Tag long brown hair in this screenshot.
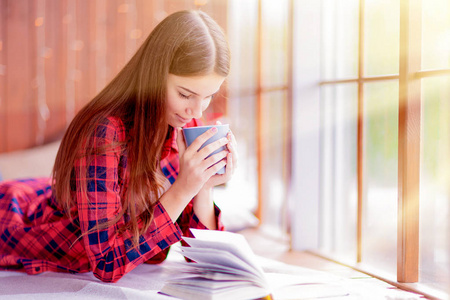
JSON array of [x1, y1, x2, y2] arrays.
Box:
[[52, 10, 230, 246]]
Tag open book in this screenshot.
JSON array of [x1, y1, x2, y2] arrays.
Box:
[[159, 229, 272, 299], [159, 229, 349, 300]]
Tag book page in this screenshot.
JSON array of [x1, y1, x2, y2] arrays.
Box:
[[185, 229, 264, 275], [175, 246, 266, 285], [169, 260, 263, 282], [182, 238, 263, 276]]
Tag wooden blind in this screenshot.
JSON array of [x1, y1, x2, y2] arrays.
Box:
[[0, 0, 228, 153]]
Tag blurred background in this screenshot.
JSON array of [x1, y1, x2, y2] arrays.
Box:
[[0, 0, 448, 298]]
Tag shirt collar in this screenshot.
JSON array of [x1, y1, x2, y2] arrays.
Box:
[[161, 119, 201, 160], [161, 126, 178, 159]]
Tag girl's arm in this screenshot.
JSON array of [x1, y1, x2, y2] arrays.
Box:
[[192, 187, 216, 229], [159, 125, 237, 233], [191, 128, 237, 230], [159, 126, 228, 223]]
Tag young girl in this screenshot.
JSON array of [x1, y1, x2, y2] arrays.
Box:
[[0, 10, 237, 283]]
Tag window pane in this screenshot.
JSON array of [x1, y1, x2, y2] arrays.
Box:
[[225, 0, 259, 226], [422, 0, 450, 70], [228, 0, 258, 95], [319, 84, 358, 261], [261, 0, 288, 87], [362, 81, 398, 275], [261, 91, 288, 230], [321, 0, 359, 80], [364, 0, 400, 76], [226, 94, 259, 215], [420, 76, 450, 293]]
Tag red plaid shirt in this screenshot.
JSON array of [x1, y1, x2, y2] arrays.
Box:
[[0, 116, 224, 282]]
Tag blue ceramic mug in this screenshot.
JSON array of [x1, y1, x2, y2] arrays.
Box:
[[182, 124, 229, 175]]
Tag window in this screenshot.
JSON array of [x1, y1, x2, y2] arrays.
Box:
[[290, 0, 450, 298]]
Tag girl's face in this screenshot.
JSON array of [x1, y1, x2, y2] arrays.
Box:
[[166, 73, 226, 127]]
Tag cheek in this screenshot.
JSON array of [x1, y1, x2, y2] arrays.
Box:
[[166, 93, 178, 112], [202, 99, 211, 111]]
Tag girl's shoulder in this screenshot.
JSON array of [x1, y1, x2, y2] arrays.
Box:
[[94, 116, 127, 143]]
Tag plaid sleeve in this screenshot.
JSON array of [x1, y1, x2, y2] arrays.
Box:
[[75, 117, 182, 283], [176, 201, 225, 239]]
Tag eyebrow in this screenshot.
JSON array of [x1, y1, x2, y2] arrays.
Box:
[[178, 86, 217, 97], [178, 86, 199, 96]]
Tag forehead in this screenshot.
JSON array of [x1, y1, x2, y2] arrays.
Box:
[[167, 73, 226, 95]]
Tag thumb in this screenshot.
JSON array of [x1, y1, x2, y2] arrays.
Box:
[[175, 127, 186, 156]]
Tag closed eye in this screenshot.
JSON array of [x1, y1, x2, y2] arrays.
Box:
[[178, 92, 190, 99]]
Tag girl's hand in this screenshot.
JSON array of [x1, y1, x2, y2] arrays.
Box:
[[202, 128, 238, 190], [174, 126, 230, 200]]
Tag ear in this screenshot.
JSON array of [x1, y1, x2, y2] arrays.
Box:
[[176, 127, 187, 156]]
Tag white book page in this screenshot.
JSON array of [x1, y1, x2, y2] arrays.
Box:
[[173, 261, 260, 279], [181, 238, 263, 277], [168, 260, 263, 283], [175, 246, 266, 285], [185, 229, 264, 275], [167, 276, 259, 290], [160, 281, 269, 300]]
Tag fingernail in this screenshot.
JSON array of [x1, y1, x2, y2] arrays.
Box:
[[211, 127, 218, 133]]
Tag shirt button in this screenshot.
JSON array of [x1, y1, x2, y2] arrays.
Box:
[[35, 267, 40, 272]]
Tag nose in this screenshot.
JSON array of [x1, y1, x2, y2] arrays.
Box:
[[186, 100, 203, 119]]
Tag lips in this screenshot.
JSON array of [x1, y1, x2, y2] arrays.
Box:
[[176, 114, 191, 124]]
